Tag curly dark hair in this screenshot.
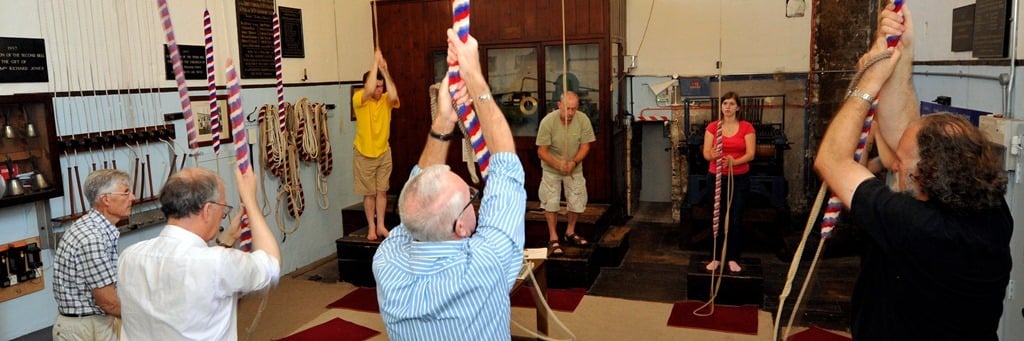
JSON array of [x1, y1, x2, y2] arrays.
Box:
[[912, 113, 1006, 214]]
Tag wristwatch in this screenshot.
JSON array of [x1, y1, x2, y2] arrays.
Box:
[[429, 130, 453, 141]]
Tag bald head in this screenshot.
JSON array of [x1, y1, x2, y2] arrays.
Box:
[[160, 168, 223, 219]]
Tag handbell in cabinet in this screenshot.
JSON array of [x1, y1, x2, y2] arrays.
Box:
[[29, 154, 49, 190], [4, 155, 24, 196]]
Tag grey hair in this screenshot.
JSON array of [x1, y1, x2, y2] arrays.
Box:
[[83, 169, 131, 205], [398, 165, 465, 241], [159, 168, 221, 219]]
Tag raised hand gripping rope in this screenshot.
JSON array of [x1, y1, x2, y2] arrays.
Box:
[[226, 59, 254, 252], [775, 1, 903, 339], [448, 0, 491, 180]]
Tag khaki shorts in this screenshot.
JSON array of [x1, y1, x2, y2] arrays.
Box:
[[53, 314, 119, 341], [353, 147, 392, 196], [538, 170, 587, 213]]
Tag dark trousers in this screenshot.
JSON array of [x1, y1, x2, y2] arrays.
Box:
[[702, 172, 750, 261]]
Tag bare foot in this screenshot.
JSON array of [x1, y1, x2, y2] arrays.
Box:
[[728, 260, 742, 273], [378, 227, 390, 238], [705, 260, 720, 271], [367, 224, 378, 241]]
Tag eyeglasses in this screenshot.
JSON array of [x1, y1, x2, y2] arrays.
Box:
[[104, 191, 133, 198], [206, 201, 233, 219], [450, 187, 480, 234]]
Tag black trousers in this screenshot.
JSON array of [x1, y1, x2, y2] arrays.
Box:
[[702, 172, 750, 261]]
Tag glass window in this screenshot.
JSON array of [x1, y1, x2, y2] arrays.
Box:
[[485, 47, 540, 136], [545, 44, 600, 136]]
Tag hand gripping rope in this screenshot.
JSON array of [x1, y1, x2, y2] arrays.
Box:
[[226, 59, 255, 252], [448, 0, 491, 180], [774, 1, 903, 339]]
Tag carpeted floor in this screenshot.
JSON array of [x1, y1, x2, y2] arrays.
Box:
[[236, 201, 856, 340]]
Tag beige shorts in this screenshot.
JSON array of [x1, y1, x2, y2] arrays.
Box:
[[53, 314, 119, 341], [539, 170, 587, 213], [353, 147, 392, 196]]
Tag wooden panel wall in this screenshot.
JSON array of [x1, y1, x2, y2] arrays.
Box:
[[376, 0, 620, 203]]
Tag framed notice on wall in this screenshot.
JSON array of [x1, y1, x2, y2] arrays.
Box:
[[972, 0, 1010, 58], [950, 5, 974, 52], [279, 7, 305, 58], [0, 37, 48, 83], [235, 0, 276, 78], [164, 44, 206, 80]]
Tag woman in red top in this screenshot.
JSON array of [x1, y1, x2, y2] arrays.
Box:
[[701, 91, 756, 273]]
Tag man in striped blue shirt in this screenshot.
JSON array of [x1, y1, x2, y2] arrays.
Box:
[[372, 29, 525, 340]]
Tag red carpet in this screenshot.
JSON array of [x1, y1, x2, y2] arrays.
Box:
[[510, 287, 586, 312], [666, 300, 759, 335], [273, 317, 379, 341], [326, 287, 379, 313], [786, 325, 851, 341]]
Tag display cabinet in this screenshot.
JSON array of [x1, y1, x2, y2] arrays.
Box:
[[0, 94, 62, 209]]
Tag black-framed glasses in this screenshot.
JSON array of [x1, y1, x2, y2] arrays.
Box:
[[206, 201, 233, 219], [451, 187, 480, 233]]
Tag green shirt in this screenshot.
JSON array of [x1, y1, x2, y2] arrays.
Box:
[[536, 110, 595, 174]]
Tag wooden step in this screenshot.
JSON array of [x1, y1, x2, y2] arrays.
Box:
[[546, 246, 598, 289], [524, 202, 610, 249], [593, 225, 630, 268], [686, 256, 765, 307], [336, 227, 381, 287]]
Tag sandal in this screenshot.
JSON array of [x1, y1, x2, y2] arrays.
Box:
[[547, 240, 564, 256], [564, 233, 588, 246]]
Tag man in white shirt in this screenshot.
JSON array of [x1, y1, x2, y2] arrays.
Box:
[[117, 166, 280, 340]]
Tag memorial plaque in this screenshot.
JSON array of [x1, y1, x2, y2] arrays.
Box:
[[972, 0, 1009, 58], [0, 37, 48, 83], [280, 7, 305, 58], [950, 5, 974, 52], [163, 44, 206, 80], [236, 0, 276, 78]]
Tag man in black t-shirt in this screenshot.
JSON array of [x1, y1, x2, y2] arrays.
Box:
[[814, 4, 1012, 340]]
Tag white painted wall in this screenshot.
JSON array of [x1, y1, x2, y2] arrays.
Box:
[[625, 0, 811, 78], [0, 0, 372, 339]]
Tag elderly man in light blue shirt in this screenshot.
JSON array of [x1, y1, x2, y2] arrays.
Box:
[[372, 29, 525, 340]]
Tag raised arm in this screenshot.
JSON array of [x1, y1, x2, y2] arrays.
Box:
[[361, 50, 381, 103], [378, 52, 401, 108], [815, 32, 903, 208], [419, 77, 459, 168], [873, 4, 917, 169], [446, 29, 514, 153], [235, 165, 280, 264]]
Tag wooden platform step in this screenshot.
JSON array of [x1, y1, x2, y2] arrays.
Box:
[[686, 256, 765, 307], [524, 202, 611, 250], [336, 227, 381, 287]]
